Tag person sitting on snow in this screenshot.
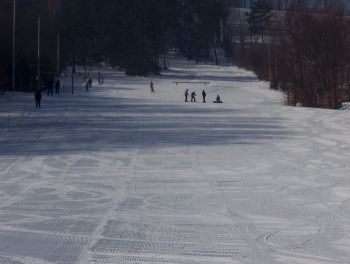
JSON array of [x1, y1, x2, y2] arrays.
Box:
[[214, 94, 222, 103]]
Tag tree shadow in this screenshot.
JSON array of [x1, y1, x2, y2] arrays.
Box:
[[1, 94, 294, 156]]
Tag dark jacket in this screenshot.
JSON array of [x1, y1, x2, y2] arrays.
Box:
[[35, 90, 42, 101], [55, 80, 60, 89]]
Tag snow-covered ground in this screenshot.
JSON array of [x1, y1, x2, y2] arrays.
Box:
[[1, 57, 350, 264]]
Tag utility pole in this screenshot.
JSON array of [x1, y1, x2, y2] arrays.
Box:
[[72, 47, 75, 94], [57, 33, 60, 76], [269, 44, 272, 84], [12, 0, 16, 100], [37, 16, 41, 91]]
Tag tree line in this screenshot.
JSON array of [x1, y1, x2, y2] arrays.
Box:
[[237, 0, 350, 109], [0, 0, 234, 93]]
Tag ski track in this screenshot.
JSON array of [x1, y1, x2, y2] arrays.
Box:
[[1, 57, 350, 263]]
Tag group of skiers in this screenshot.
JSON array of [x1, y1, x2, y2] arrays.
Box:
[[35, 79, 62, 109], [149, 81, 222, 104], [34, 71, 103, 108], [184, 89, 222, 104], [36, 77, 222, 109], [47, 79, 61, 96]]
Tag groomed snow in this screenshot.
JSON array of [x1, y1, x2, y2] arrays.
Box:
[[1, 57, 350, 264]]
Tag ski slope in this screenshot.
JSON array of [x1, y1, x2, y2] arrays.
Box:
[[1, 57, 350, 264]]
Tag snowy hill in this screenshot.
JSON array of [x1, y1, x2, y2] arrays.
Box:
[[1, 57, 350, 264]]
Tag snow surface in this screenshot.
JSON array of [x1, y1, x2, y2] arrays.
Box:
[[1, 57, 350, 264]]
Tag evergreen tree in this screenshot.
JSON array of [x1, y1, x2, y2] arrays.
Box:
[[246, 0, 272, 43]]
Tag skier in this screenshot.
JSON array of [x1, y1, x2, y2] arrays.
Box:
[[98, 72, 103, 85], [88, 78, 93, 89], [85, 78, 92, 92], [35, 90, 42, 108], [85, 81, 89, 92], [47, 79, 54, 96], [184, 89, 189, 102], [202, 89, 206, 103], [150, 81, 155, 93], [55, 79, 61, 95], [191, 91, 196, 102]]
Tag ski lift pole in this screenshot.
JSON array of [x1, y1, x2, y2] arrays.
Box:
[[37, 16, 41, 91], [57, 33, 60, 76], [11, 0, 16, 101], [72, 50, 75, 95]]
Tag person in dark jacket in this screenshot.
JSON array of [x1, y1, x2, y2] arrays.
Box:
[[202, 89, 206, 103], [98, 72, 103, 85], [47, 79, 54, 96], [214, 94, 223, 103], [185, 89, 189, 102], [191, 91, 196, 102], [55, 79, 61, 95], [85, 81, 89, 92], [88, 78, 93, 89], [150, 81, 155, 93], [35, 90, 42, 108]]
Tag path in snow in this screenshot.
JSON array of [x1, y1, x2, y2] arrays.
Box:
[[1, 58, 350, 264]]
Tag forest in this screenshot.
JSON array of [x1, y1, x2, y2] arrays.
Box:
[[0, 0, 234, 91]]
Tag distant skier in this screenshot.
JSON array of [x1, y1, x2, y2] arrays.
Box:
[[191, 91, 196, 102], [55, 79, 61, 95], [85, 81, 89, 92], [202, 89, 206, 103], [47, 79, 54, 96], [98, 72, 104, 85], [85, 78, 92, 92], [150, 81, 155, 93], [35, 90, 42, 108], [185, 89, 189, 102]]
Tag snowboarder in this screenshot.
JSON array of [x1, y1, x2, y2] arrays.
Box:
[[150, 81, 155, 93], [55, 79, 61, 95], [214, 94, 223, 103], [202, 89, 206, 103], [185, 89, 189, 102], [35, 90, 42, 108], [191, 91, 196, 102]]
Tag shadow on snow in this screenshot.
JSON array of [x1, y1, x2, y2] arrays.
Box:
[[1, 93, 294, 156]]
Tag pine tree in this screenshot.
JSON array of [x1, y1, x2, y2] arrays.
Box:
[[246, 0, 272, 43]]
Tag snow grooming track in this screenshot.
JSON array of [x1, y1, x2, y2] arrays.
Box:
[[1, 56, 350, 264], [0, 100, 33, 176]]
